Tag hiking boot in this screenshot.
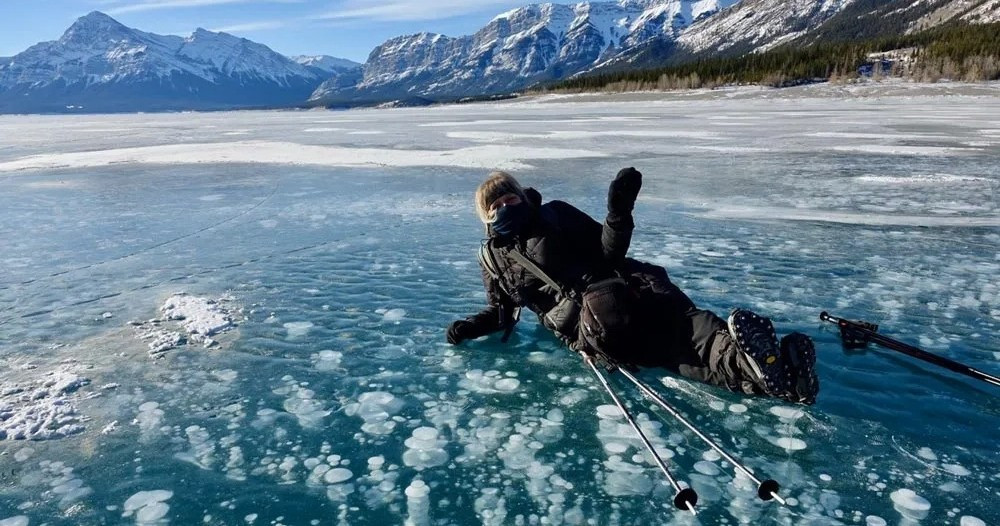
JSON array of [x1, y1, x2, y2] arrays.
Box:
[[780, 332, 819, 405], [728, 309, 786, 396]]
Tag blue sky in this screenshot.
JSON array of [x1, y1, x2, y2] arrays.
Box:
[[0, 0, 573, 63]]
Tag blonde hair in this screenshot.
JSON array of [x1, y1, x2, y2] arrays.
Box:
[[475, 171, 528, 225]]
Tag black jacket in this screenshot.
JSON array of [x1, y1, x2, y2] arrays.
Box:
[[465, 193, 696, 366]]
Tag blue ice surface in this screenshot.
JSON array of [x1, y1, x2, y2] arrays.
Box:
[[0, 96, 997, 525]]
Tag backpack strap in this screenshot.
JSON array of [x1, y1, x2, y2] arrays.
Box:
[[478, 239, 521, 343], [478, 239, 500, 280], [507, 249, 579, 305]]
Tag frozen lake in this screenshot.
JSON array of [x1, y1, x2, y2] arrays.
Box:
[[0, 83, 997, 525]]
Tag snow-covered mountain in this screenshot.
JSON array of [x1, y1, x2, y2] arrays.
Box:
[[673, 0, 852, 57], [292, 55, 361, 75], [0, 12, 335, 113], [310, 0, 739, 104], [676, 0, 1000, 59]]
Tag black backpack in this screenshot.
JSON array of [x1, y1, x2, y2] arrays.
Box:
[[499, 246, 636, 359]]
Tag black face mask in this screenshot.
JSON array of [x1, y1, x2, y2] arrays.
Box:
[[491, 202, 530, 237]]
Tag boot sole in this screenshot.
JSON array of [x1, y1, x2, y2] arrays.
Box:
[[728, 309, 785, 396]]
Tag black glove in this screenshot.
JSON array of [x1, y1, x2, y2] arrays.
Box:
[[608, 167, 642, 215], [447, 320, 476, 345]]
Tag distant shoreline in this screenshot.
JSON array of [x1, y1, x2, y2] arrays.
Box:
[[510, 80, 1000, 105], [1, 80, 998, 118]]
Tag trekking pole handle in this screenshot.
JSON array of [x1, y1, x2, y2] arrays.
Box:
[[820, 311, 1000, 388]]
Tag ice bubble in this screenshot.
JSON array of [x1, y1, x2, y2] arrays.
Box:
[[494, 378, 520, 392], [702, 450, 721, 462], [323, 468, 353, 484], [693, 461, 720, 476], [819, 474, 832, 482], [941, 463, 970, 476], [772, 437, 807, 451], [596, 405, 622, 419], [402, 427, 448, 470], [865, 516, 886, 526], [708, 400, 726, 411], [604, 470, 653, 496], [526, 462, 555, 480], [769, 406, 804, 420], [313, 350, 343, 371], [960, 516, 986, 526], [819, 491, 841, 512], [546, 409, 564, 423], [604, 442, 629, 454], [382, 308, 406, 322], [0, 518, 29, 526], [938, 481, 964, 492], [405, 479, 430, 526], [890, 488, 931, 520], [123, 490, 173, 519], [405, 479, 430, 498], [326, 483, 355, 502], [917, 447, 937, 461], [211, 369, 238, 382], [138, 402, 159, 412], [13, 448, 34, 462], [136, 502, 169, 522], [284, 321, 314, 339], [728, 404, 748, 414]]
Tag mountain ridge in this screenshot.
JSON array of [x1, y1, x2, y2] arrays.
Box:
[[309, 0, 740, 105], [0, 11, 355, 113]]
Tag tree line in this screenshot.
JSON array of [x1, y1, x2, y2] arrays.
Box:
[[540, 21, 1000, 93]]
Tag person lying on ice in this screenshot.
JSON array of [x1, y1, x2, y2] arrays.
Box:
[[446, 168, 819, 405]]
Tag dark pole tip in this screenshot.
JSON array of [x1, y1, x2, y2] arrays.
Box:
[[757, 479, 780, 500], [673, 488, 698, 510], [819, 311, 830, 321]]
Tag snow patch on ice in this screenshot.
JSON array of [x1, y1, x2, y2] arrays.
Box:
[[830, 144, 978, 156], [0, 141, 608, 173], [134, 293, 239, 357], [0, 369, 90, 440]]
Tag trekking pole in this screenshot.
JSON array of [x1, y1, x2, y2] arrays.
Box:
[[820, 312, 1000, 388], [617, 367, 785, 504], [583, 354, 699, 515]]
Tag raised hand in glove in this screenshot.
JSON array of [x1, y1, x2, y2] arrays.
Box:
[[608, 167, 642, 215], [447, 319, 477, 345]]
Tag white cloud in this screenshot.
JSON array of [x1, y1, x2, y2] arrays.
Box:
[[211, 20, 288, 33], [106, 0, 302, 15], [317, 0, 521, 21]]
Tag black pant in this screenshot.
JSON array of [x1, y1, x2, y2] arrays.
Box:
[[637, 308, 764, 396]]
